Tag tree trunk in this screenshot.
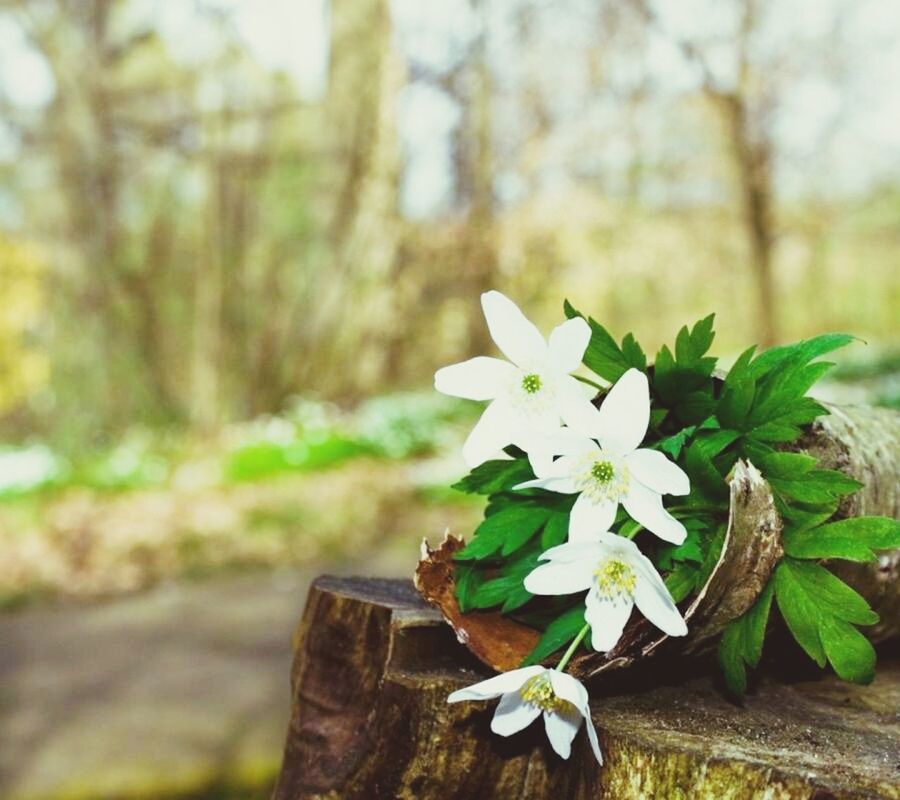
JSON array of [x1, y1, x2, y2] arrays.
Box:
[[271, 576, 900, 799]]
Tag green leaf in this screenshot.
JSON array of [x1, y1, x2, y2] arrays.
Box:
[[718, 346, 758, 429], [656, 426, 695, 459], [818, 615, 876, 684], [718, 581, 774, 695], [540, 511, 570, 549], [770, 469, 862, 505], [683, 440, 729, 500], [521, 604, 587, 666], [750, 333, 855, 378], [455, 563, 483, 613], [656, 529, 703, 570], [471, 575, 518, 609], [665, 562, 699, 603], [755, 452, 818, 480], [675, 313, 716, 365], [455, 504, 550, 561], [777, 560, 878, 625], [452, 458, 534, 495], [564, 300, 645, 381], [784, 516, 900, 562], [773, 560, 827, 667]]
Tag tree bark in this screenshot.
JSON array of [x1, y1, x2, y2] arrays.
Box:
[[272, 576, 900, 800]]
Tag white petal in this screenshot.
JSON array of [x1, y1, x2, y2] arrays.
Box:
[[547, 317, 591, 374], [626, 449, 690, 496], [557, 377, 606, 437], [481, 290, 547, 368], [622, 481, 687, 544], [585, 588, 634, 652], [538, 540, 606, 563], [513, 453, 581, 492], [632, 556, 688, 638], [491, 691, 542, 736], [524, 559, 595, 595], [569, 493, 618, 543], [434, 357, 515, 401], [549, 671, 603, 765], [462, 400, 518, 469], [447, 665, 544, 702], [516, 429, 598, 470], [594, 368, 650, 456], [514, 475, 579, 494], [543, 707, 582, 759]]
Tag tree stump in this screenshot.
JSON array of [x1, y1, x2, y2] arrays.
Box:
[[271, 576, 900, 800]]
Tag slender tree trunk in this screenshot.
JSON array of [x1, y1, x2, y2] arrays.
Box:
[[717, 92, 777, 347]]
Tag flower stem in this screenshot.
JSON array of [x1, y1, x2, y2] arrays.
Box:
[[573, 374, 605, 391], [556, 623, 591, 672]]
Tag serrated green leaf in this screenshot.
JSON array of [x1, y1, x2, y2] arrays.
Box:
[[770, 469, 862, 505], [784, 516, 900, 562], [521, 604, 587, 666], [454, 563, 483, 613], [719, 621, 748, 695], [750, 333, 855, 378], [684, 440, 729, 500], [778, 560, 878, 625], [452, 458, 534, 495], [665, 562, 698, 603], [564, 301, 643, 382], [657, 529, 703, 570], [471, 575, 518, 608], [718, 580, 775, 695], [455, 504, 550, 561], [756, 452, 818, 480], [656, 426, 695, 459], [541, 511, 570, 549], [695, 429, 741, 459], [774, 560, 827, 666], [818, 615, 876, 684]]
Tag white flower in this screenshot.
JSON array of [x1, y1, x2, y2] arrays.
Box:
[[434, 291, 599, 468], [514, 368, 689, 544], [524, 532, 688, 652], [447, 665, 602, 764]]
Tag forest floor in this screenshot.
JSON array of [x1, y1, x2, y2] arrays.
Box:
[[0, 563, 411, 800]]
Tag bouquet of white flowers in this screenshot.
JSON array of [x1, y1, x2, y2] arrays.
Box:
[[417, 291, 900, 765]]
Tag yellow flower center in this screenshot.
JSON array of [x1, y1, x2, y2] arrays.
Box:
[[520, 674, 575, 713], [575, 451, 630, 504], [594, 558, 636, 600], [521, 373, 542, 394]]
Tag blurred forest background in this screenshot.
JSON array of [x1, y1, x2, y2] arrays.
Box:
[[0, 0, 897, 797], [0, 0, 900, 596]]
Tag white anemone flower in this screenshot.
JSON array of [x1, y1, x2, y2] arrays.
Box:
[[514, 368, 689, 544], [434, 291, 599, 468], [524, 532, 688, 652], [447, 665, 602, 764]]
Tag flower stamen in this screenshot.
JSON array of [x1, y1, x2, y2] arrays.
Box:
[[521, 373, 542, 394], [593, 558, 636, 600], [520, 674, 574, 713], [591, 460, 614, 483]]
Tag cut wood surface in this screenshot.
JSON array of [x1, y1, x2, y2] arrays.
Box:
[[272, 576, 900, 800]]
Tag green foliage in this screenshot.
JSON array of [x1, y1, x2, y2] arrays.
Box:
[[451, 459, 534, 495], [521, 604, 587, 666], [784, 516, 900, 561], [773, 559, 877, 683], [564, 300, 647, 381], [718, 582, 774, 695]]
